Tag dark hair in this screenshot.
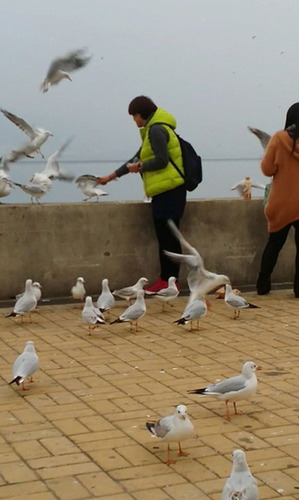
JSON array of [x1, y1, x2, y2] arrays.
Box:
[[284, 102, 299, 153], [128, 96, 158, 120]]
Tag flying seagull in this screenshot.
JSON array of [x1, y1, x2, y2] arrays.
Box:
[[247, 126, 271, 150], [40, 48, 92, 93], [31, 138, 75, 185], [0, 109, 53, 166]]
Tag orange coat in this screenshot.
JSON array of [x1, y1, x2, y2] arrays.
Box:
[[261, 130, 299, 232]]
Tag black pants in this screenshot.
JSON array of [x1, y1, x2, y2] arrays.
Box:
[[153, 218, 182, 281], [258, 220, 299, 293]]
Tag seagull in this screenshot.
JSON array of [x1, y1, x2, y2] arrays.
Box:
[[31, 138, 74, 186], [231, 177, 265, 200], [0, 170, 13, 199], [148, 276, 179, 311], [75, 174, 108, 201], [146, 405, 194, 465], [247, 126, 271, 150], [174, 298, 207, 331], [0, 109, 53, 165], [164, 220, 230, 304], [222, 449, 258, 500], [12, 181, 51, 204], [96, 278, 115, 315], [9, 340, 39, 391], [188, 361, 261, 420], [6, 279, 37, 321], [110, 289, 146, 331], [71, 277, 86, 302], [112, 277, 148, 303], [40, 48, 92, 93], [82, 296, 105, 334], [224, 284, 259, 319], [16, 281, 42, 302]]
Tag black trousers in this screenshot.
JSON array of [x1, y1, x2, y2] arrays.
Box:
[[153, 218, 182, 281], [258, 220, 299, 291]]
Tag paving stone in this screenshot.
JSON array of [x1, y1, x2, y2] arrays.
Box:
[[0, 292, 299, 499]]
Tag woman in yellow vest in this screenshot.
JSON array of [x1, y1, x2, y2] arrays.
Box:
[[97, 96, 186, 292]]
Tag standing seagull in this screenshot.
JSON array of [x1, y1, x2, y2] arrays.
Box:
[[146, 405, 194, 466], [40, 48, 92, 93], [112, 277, 148, 303], [110, 289, 146, 331], [71, 277, 86, 304], [0, 109, 53, 165], [224, 284, 259, 319], [188, 361, 261, 420], [75, 175, 108, 201], [6, 279, 37, 321], [82, 296, 105, 334], [148, 276, 179, 311], [12, 181, 51, 204], [96, 278, 115, 315], [9, 341, 39, 391], [16, 281, 42, 303], [222, 449, 258, 500], [174, 297, 208, 331]]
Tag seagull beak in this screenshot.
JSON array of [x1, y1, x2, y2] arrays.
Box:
[[256, 365, 262, 370]]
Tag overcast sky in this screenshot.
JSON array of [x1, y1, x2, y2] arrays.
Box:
[[1, 0, 299, 201]]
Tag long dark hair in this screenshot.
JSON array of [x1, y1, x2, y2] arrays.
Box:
[[284, 102, 299, 153]]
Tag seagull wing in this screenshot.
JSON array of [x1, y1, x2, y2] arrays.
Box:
[[41, 137, 74, 180], [248, 126, 271, 150], [47, 48, 91, 77], [1, 109, 35, 139]]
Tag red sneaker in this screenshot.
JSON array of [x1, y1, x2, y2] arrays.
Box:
[[145, 278, 168, 294]]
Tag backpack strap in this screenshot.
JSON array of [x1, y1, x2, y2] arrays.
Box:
[[149, 123, 185, 180]]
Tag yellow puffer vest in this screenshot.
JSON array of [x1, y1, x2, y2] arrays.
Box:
[[139, 108, 184, 197]]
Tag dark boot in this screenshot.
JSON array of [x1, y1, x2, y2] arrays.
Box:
[[256, 273, 271, 295]]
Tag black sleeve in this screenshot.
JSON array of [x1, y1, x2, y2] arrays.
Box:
[[115, 151, 141, 177]]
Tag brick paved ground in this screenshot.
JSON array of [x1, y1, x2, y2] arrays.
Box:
[[0, 290, 299, 499]]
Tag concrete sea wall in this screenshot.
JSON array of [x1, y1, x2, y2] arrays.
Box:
[[0, 199, 295, 300]]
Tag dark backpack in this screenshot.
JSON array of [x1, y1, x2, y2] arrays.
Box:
[[151, 123, 203, 191]]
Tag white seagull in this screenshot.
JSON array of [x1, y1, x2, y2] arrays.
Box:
[[174, 297, 208, 331], [6, 279, 37, 321], [164, 220, 230, 304], [31, 138, 74, 186], [112, 277, 148, 303], [71, 277, 86, 302], [188, 361, 261, 420], [110, 289, 146, 331], [9, 340, 39, 391], [12, 181, 51, 204], [148, 276, 179, 311], [0, 109, 53, 165], [224, 284, 259, 319], [75, 174, 108, 202], [146, 404, 194, 465], [82, 296, 105, 334], [231, 177, 265, 199], [40, 48, 92, 93], [96, 278, 115, 314], [16, 281, 42, 302], [222, 449, 258, 500], [0, 170, 13, 200]]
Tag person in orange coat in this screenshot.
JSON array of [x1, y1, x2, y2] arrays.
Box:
[[256, 103, 299, 297]]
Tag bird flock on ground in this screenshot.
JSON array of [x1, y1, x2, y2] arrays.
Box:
[[5, 219, 265, 497]]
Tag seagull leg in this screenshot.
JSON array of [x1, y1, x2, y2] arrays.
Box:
[[233, 402, 243, 416], [165, 444, 176, 465], [233, 309, 238, 320], [178, 442, 190, 457], [225, 400, 231, 420], [237, 310, 240, 319], [21, 382, 30, 391]]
